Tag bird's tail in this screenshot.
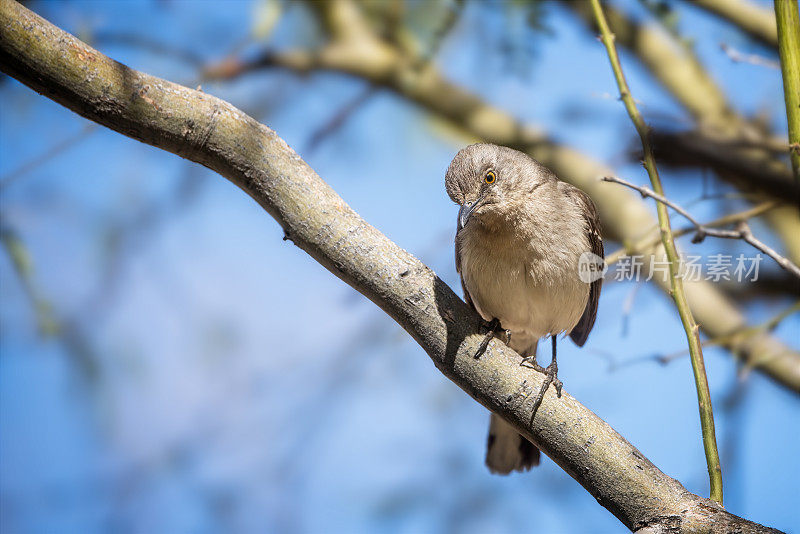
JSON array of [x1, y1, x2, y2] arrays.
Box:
[[485, 413, 540, 474], [485, 339, 540, 474]]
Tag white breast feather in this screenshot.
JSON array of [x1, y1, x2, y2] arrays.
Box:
[[460, 220, 590, 355]]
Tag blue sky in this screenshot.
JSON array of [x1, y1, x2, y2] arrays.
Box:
[[1, 1, 798, 533]]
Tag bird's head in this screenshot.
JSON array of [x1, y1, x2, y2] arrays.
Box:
[[444, 143, 551, 232]]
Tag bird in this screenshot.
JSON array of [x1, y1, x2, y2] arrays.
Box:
[[445, 143, 603, 474]]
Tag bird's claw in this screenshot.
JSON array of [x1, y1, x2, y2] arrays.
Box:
[[474, 318, 508, 359], [528, 361, 561, 424], [520, 356, 545, 373], [548, 363, 563, 398]]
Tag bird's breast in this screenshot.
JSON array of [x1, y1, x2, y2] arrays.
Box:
[[459, 227, 589, 349]]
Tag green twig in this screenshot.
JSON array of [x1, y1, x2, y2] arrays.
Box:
[[775, 0, 800, 180], [590, 0, 724, 505]]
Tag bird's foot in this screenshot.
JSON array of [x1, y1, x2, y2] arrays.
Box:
[[527, 361, 562, 424], [520, 355, 544, 372], [473, 318, 510, 359]]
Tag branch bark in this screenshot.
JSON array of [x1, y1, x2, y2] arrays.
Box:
[[202, 0, 800, 394], [0, 1, 784, 531]]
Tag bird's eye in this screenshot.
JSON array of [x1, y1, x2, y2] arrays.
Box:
[[484, 171, 496, 184]]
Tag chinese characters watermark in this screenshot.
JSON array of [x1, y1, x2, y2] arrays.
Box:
[[610, 253, 762, 282]]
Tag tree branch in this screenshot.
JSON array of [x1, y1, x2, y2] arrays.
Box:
[[0, 0, 783, 531], [200, 0, 800, 394]]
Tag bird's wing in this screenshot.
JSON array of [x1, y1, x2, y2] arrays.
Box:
[[455, 227, 477, 311], [563, 184, 604, 347]]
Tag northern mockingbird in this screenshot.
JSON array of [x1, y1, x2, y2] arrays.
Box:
[[445, 143, 603, 474]]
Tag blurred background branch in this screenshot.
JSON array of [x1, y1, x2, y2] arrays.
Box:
[[688, 0, 779, 48]]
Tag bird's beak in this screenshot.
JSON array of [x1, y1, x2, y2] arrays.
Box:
[[458, 199, 479, 230]]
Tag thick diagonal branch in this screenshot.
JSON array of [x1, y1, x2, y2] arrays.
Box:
[[0, 1, 782, 531]]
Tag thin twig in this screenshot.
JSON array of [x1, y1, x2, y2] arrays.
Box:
[[603, 175, 800, 279], [604, 199, 780, 266], [590, 0, 724, 504], [0, 123, 97, 189], [305, 85, 378, 153], [719, 43, 780, 69]]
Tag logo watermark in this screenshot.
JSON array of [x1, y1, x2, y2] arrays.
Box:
[[578, 252, 608, 283]]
